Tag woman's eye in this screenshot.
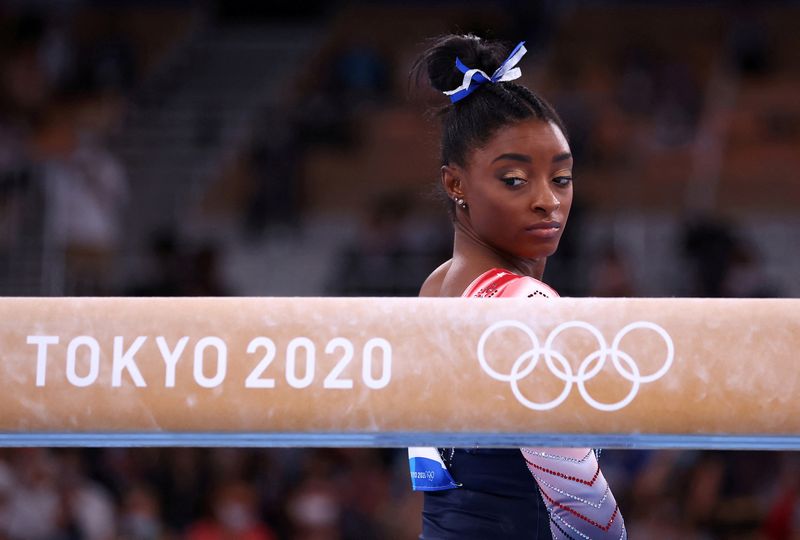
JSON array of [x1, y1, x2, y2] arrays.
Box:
[[553, 176, 573, 186], [502, 177, 526, 187]]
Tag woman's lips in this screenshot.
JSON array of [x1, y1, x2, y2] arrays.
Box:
[[524, 222, 562, 239]]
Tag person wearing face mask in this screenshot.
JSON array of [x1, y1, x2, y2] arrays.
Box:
[[407, 35, 626, 540], [186, 481, 276, 540], [119, 485, 164, 540]]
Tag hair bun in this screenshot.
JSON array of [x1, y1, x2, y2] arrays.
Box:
[[416, 34, 510, 94]]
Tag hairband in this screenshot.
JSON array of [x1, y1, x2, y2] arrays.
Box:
[[443, 41, 527, 103]]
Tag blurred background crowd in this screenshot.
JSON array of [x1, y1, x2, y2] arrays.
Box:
[[0, 0, 798, 538]]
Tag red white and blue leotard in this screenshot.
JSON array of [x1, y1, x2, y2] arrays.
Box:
[[412, 269, 626, 540]]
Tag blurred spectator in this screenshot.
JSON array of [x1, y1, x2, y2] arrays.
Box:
[[119, 484, 165, 540], [652, 60, 702, 147], [682, 218, 737, 297], [502, 0, 558, 54], [551, 62, 594, 164], [763, 453, 800, 539], [615, 44, 702, 147], [0, 122, 33, 254], [588, 243, 636, 297], [291, 36, 391, 151], [85, 23, 136, 94], [685, 451, 777, 537], [183, 243, 231, 296], [683, 218, 779, 298], [37, 12, 77, 95], [616, 45, 659, 118], [1, 12, 51, 117], [187, 481, 277, 540], [286, 461, 341, 540], [329, 37, 391, 109], [327, 192, 449, 296], [3, 449, 61, 539], [57, 449, 117, 540], [127, 233, 231, 297], [338, 451, 391, 540], [157, 448, 208, 533], [40, 120, 128, 295], [722, 238, 780, 298], [1, 444, 800, 539], [243, 108, 304, 238], [127, 230, 184, 297]]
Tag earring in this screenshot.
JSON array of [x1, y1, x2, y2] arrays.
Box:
[[455, 197, 468, 210]]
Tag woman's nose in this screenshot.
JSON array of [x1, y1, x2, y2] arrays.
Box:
[[531, 184, 560, 214]]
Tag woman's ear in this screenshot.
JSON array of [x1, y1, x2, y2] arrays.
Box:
[[441, 165, 464, 200]]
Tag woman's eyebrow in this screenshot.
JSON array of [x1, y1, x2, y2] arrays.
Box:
[[491, 153, 532, 164], [553, 152, 573, 163]]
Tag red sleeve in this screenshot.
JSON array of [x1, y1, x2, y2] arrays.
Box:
[[462, 268, 560, 299]]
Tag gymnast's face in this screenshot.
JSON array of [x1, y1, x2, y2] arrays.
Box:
[[445, 118, 573, 260]]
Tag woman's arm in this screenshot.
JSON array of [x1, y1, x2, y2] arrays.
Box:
[[522, 447, 626, 539]]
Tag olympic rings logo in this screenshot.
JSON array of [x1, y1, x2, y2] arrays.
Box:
[[477, 320, 675, 411]]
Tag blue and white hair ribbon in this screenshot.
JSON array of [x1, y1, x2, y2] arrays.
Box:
[[443, 41, 527, 103]]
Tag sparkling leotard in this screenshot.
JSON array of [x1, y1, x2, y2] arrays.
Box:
[[417, 269, 626, 540]]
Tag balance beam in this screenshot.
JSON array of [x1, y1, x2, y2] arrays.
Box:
[[1, 297, 798, 448]]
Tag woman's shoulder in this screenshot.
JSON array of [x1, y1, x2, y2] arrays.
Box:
[[418, 260, 453, 297], [463, 268, 560, 299], [419, 260, 490, 297], [420, 262, 559, 298]]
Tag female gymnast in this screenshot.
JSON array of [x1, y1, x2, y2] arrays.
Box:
[[408, 35, 625, 539]]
